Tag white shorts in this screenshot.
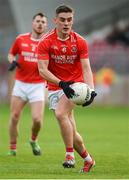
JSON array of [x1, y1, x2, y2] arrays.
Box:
[[48, 90, 64, 110], [12, 80, 46, 103]]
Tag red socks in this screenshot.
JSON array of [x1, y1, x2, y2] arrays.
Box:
[[31, 134, 37, 141], [10, 141, 16, 150]]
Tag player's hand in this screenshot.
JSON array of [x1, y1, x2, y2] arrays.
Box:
[[82, 90, 97, 107], [59, 81, 75, 99], [8, 61, 20, 71]]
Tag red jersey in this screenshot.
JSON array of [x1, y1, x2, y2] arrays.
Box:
[[37, 29, 89, 90], [10, 33, 45, 83]]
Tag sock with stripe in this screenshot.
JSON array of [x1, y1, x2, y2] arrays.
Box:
[[66, 147, 74, 158]]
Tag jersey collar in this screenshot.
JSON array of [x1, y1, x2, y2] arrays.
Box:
[[30, 33, 42, 41]]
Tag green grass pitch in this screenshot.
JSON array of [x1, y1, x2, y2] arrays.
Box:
[[0, 104, 128, 179]]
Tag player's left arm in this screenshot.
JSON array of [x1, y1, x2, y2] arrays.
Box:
[[81, 58, 95, 89], [81, 58, 97, 106], [79, 37, 93, 88], [79, 38, 97, 106]]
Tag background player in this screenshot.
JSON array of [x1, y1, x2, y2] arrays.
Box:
[[37, 5, 97, 172], [8, 12, 47, 156]]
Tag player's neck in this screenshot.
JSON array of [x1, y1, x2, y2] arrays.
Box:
[[56, 30, 70, 41], [31, 32, 44, 40]]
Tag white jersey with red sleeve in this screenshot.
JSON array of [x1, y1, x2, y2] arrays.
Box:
[[37, 29, 89, 90], [9, 33, 45, 83]]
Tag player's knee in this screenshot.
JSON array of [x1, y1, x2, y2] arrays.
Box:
[[11, 112, 20, 123], [55, 110, 65, 120]]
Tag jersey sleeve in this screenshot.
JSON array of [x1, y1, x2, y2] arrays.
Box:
[[78, 38, 89, 59], [37, 39, 50, 61], [9, 36, 20, 55]]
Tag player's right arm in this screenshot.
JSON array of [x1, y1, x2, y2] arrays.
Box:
[[37, 38, 60, 85], [38, 59, 75, 98], [8, 36, 19, 63], [8, 53, 16, 63], [8, 37, 20, 71], [38, 59, 60, 85], [37, 40, 75, 98]]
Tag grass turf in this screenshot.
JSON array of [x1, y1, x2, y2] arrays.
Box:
[[0, 104, 128, 179]]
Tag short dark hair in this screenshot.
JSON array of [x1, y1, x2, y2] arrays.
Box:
[[33, 12, 46, 20], [55, 5, 74, 15]]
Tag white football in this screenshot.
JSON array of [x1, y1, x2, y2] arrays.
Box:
[[70, 82, 91, 105]]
